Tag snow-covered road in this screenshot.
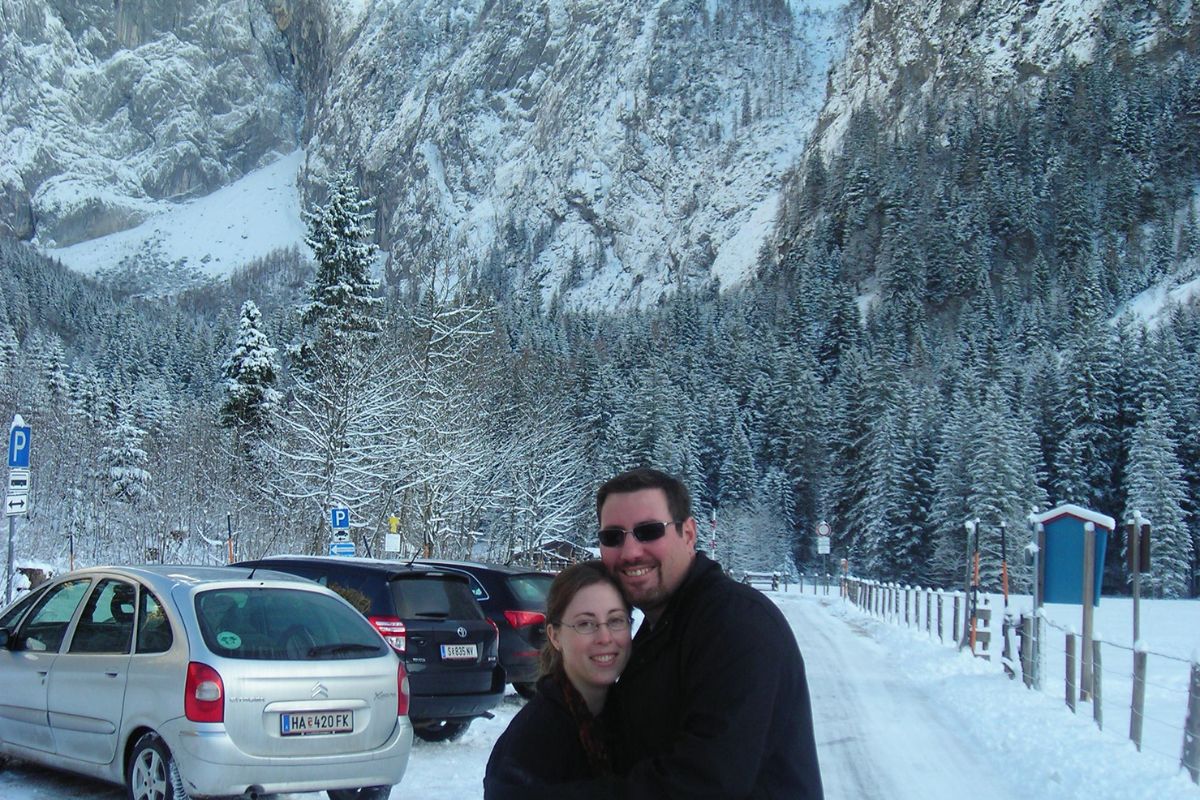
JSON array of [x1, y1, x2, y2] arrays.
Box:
[[1, 589, 1196, 799], [778, 592, 1019, 799]]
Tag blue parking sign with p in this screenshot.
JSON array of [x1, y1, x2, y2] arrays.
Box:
[[8, 426, 31, 468], [330, 507, 351, 530]]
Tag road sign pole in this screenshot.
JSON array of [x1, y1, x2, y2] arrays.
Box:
[[6, 515, 13, 606]]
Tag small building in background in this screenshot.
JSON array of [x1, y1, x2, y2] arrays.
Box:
[[510, 538, 596, 572]]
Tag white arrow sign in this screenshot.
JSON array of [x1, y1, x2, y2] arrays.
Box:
[[5, 494, 29, 516]]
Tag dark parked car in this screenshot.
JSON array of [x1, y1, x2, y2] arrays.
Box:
[[235, 556, 505, 741], [415, 560, 553, 698]]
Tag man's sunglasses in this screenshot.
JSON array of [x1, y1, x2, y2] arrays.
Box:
[[598, 520, 683, 548]]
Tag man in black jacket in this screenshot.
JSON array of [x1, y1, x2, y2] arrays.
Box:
[[589, 466, 823, 799]]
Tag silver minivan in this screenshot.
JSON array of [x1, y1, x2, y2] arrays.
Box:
[[0, 565, 412, 800]]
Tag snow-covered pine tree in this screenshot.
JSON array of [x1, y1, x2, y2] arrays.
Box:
[[99, 410, 153, 508], [220, 300, 281, 447], [929, 373, 981, 587], [1052, 271, 1119, 510], [1123, 402, 1192, 598], [964, 391, 1046, 592], [0, 322, 20, 386], [293, 171, 383, 373]]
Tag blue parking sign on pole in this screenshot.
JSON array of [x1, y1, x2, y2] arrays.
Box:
[[8, 424, 30, 469], [330, 508, 351, 530]]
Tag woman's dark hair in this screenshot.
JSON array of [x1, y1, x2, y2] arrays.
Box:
[[539, 560, 629, 677]]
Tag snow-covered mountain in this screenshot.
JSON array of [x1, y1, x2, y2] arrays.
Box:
[[809, 0, 1192, 158], [0, 0, 302, 247], [4, 0, 1190, 308]]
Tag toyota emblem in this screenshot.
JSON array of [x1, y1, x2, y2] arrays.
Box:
[[456, 626, 468, 638]]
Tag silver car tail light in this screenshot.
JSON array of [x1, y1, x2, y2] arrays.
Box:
[[397, 662, 410, 717], [185, 662, 225, 723]]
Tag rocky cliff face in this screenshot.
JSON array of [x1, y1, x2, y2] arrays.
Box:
[[0, 0, 302, 246], [809, 0, 1195, 160], [9, 0, 1186, 308], [278, 0, 847, 308]]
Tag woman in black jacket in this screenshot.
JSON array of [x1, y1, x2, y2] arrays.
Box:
[[483, 561, 632, 798]]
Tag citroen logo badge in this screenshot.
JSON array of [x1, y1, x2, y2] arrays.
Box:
[[456, 626, 468, 639], [312, 682, 329, 699]]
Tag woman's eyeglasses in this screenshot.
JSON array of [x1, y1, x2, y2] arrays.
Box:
[[554, 616, 633, 635], [598, 520, 682, 548]]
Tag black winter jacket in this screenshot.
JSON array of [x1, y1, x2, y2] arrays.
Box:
[[607, 552, 823, 798], [483, 674, 616, 799]]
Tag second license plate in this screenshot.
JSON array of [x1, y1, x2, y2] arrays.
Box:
[[440, 643, 478, 660]]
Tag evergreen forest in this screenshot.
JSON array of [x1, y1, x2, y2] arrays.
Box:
[[2, 52, 1199, 597]]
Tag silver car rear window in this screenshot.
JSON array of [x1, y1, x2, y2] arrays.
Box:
[[195, 587, 387, 660]]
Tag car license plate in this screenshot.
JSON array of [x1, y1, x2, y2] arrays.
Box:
[[440, 643, 478, 660], [280, 710, 353, 736]]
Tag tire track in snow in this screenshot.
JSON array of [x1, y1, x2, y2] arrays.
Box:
[[779, 593, 1020, 800]]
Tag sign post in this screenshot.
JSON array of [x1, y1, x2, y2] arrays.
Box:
[[6, 414, 32, 606], [1080, 522, 1096, 700], [816, 521, 831, 583], [1128, 510, 1151, 644], [962, 518, 980, 651], [385, 515, 401, 553], [329, 507, 354, 557]]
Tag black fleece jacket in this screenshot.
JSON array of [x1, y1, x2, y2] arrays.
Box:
[[609, 552, 823, 799], [483, 674, 612, 799]]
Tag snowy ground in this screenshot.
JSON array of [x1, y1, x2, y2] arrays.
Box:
[[1, 587, 1197, 799], [43, 151, 308, 279]]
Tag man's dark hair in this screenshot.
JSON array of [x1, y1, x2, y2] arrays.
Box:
[[595, 467, 692, 524]]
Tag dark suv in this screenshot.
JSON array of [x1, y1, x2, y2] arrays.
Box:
[[235, 556, 504, 741], [416, 560, 553, 698]]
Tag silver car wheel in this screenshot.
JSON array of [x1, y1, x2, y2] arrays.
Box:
[[128, 732, 181, 800]]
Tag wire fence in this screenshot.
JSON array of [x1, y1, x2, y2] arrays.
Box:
[[836, 577, 1200, 785]]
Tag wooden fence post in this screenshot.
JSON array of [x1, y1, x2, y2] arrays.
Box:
[[904, 586, 911, 626], [937, 592, 944, 643], [1020, 614, 1033, 688], [1003, 615, 1016, 678], [1182, 658, 1200, 784], [1130, 648, 1147, 751], [1092, 637, 1103, 730], [925, 590, 932, 636], [952, 594, 960, 646], [1065, 632, 1077, 713]]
